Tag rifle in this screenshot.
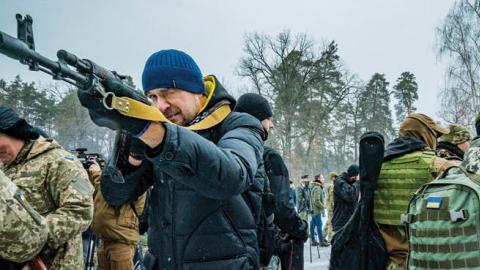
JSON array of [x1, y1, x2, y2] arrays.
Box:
[[85, 233, 98, 270], [0, 14, 149, 104], [28, 256, 47, 270], [0, 14, 149, 182]]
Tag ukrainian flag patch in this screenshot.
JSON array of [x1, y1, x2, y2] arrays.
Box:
[[64, 155, 75, 161], [426, 197, 443, 209]]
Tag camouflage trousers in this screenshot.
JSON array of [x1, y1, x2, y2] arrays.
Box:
[[322, 210, 334, 241]]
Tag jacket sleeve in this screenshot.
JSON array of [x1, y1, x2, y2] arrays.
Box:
[[333, 177, 357, 203], [87, 170, 101, 198], [46, 156, 94, 249], [101, 161, 153, 206], [146, 115, 264, 200], [312, 186, 324, 209], [265, 149, 306, 239], [326, 185, 334, 213]]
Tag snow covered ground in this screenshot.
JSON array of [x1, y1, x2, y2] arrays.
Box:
[[266, 240, 331, 270], [303, 241, 331, 270]]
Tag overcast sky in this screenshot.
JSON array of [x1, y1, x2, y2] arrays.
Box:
[[1, 0, 453, 119]]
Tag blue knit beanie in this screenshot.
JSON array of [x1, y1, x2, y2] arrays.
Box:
[[142, 49, 205, 94]]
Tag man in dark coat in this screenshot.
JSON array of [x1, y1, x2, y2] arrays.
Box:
[[78, 50, 264, 270], [235, 93, 308, 270], [332, 164, 359, 233]]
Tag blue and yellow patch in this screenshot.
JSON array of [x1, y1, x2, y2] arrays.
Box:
[[64, 155, 75, 161], [426, 197, 443, 209]]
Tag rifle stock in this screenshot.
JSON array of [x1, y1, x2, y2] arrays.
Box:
[[28, 256, 47, 270]]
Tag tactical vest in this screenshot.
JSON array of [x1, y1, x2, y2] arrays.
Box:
[[374, 151, 437, 226], [404, 167, 480, 269]]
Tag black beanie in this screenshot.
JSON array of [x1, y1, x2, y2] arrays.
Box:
[[234, 93, 273, 121], [0, 106, 39, 140], [347, 164, 359, 177]]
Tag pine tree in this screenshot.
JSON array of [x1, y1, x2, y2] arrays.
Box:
[[393, 71, 418, 122], [359, 73, 395, 140]]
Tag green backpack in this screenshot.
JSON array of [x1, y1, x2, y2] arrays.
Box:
[[403, 166, 480, 269]]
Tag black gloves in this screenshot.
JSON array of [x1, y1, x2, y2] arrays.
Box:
[[77, 78, 150, 137], [129, 137, 147, 161], [289, 219, 309, 241]]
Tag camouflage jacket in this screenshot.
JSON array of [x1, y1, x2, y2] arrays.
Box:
[[4, 138, 94, 270], [461, 137, 480, 179], [325, 183, 334, 216], [0, 167, 49, 263]]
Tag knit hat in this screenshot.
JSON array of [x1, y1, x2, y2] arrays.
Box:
[[439, 124, 471, 145], [234, 93, 273, 121], [0, 106, 39, 140], [347, 164, 359, 177], [142, 49, 205, 94]]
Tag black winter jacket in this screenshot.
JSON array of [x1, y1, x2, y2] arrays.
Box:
[[332, 173, 359, 232], [101, 77, 264, 270], [263, 147, 307, 240]]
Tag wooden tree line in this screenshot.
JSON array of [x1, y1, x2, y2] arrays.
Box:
[[1, 32, 422, 179], [238, 31, 419, 179]]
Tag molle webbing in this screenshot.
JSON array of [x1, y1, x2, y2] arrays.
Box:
[[411, 257, 480, 269], [374, 151, 436, 225], [406, 169, 480, 270], [410, 224, 477, 238], [411, 241, 480, 253]]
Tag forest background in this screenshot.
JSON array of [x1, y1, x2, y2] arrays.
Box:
[[1, 0, 478, 181]]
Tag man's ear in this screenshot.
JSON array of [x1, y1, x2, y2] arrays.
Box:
[[196, 94, 207, 113]]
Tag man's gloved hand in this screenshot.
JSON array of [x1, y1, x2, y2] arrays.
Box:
[[292, 219, 309, 241], [129, 137, 147, 165], [77, 78, 150, 137]]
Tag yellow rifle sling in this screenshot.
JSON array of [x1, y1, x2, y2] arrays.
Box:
[[187, 105, 231, 131], [111, 96, 231, 131]]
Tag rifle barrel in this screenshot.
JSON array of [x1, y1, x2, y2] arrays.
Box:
[[57, 49, 117, 81], [0, 30, 88, 86]]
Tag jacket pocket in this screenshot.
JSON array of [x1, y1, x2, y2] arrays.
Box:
[[182, 208, 248, 264], [184, 255, 250, 270], [116, 204, 139, 230]]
